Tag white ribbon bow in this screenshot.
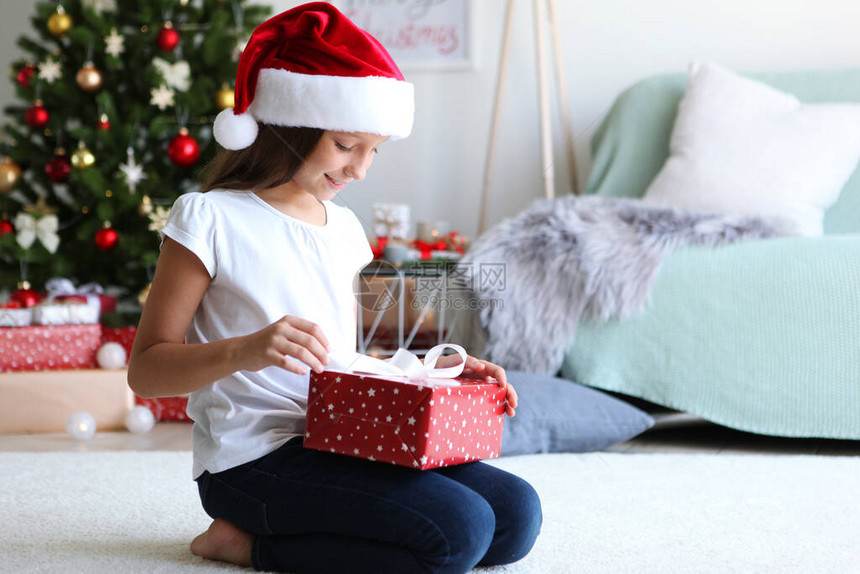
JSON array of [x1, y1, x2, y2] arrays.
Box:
[[327, 344, 468, 385], [45, 277, 104, 312], [14, 213, 59, 254], [46, 277, 104, 297], [153, 58, 190, 92]]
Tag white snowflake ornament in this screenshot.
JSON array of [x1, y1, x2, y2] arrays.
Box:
[[147, 206, 171, 234], [38, 58, 62, 84], [105, 28, 125, 58], [150, 85, 175, 110]]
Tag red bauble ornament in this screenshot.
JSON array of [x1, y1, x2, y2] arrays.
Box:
[[45, 150, 71, 183], [95, 226, 119, 251], [0, 219, 13, 237], [11, 283, 41, 308], [97, 113, 111, 130], [25, 101, 50, 129], [167, 129, 200, 168], [17, 64, 36, 88], [157, 22, 180, 52]]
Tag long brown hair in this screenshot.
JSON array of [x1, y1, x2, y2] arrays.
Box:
[[201, 124, 324, 192]]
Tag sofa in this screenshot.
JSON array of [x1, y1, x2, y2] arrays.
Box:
[[560, 67, 860, 439]]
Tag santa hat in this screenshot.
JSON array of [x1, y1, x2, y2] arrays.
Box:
[[214, 2, 414, 150]]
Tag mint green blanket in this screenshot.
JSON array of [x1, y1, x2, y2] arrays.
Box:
[[563, 236, 860, 438], [561, 69, 860, 439]]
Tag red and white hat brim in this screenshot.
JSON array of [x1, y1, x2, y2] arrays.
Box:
[[214, 68, 414, 150]]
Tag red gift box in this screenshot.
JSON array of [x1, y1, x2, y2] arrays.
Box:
[[305, 371, 506, 469], [102, 325, 137, 357], [0, 324, 102, 372], [134, 396, 190, 422], [97, 294, 116, 314], [103, 325, 192, 422]]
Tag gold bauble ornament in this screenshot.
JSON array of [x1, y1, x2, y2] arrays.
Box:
[[138, 282, 151, 308], [47, 8, 73, 37], [215, 86, 235, 110], [0, 157, 23, 193], [71, 142, 96, 169], [76, 62, 103, 93]]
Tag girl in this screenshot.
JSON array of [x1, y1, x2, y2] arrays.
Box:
[[128, 4, 541, 573]]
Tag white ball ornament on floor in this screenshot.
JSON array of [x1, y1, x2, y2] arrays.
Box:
[[125, 405, 156, 434], [66, 412, 97, 441], [96, 342, 127, 369]]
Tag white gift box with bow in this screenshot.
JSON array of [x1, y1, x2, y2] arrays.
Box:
[[28, 279, 104, 326], [45, 278, 103, 323]]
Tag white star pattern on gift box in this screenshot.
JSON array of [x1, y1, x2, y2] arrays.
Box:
[[38, 58, 62, 84], [150, 85, 175, 110], [105, 28, 125, 58], [305, 371, 505, 469]]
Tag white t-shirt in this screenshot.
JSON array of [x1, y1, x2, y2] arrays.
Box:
[[161, 190, 372, 478]]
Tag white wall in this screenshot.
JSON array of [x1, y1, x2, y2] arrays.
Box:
[[2, 0, 859, 240]]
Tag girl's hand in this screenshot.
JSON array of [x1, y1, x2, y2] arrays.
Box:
[[238, 316, 330, 375], [433, 353, 517, 417]]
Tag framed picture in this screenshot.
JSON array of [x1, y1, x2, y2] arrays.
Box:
[[335, 0, 475, 71]]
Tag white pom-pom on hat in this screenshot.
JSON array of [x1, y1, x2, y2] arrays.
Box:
[[214, 108, 259, 151]]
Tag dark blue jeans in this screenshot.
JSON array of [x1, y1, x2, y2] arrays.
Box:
[[196, 437, 541, 573]]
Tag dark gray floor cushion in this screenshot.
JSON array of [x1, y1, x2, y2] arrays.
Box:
[[501, 371, 655, 456]]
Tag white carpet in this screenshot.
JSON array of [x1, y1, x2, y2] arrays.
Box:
[[1, 451, 857, 573]]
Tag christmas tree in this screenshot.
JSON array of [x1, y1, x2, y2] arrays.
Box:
[[0, 0, 270, 316]]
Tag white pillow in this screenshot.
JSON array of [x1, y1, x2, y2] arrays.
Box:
[[642, 61, 860, 236]]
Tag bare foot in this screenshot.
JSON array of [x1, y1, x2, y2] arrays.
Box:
[[191, 518, 253, 567]]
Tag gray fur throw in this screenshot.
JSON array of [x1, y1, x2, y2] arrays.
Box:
[[458, 195, 791, 374]]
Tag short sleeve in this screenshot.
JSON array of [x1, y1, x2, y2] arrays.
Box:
[[161, 192, 218, 277], [350, 211, 373, 272]]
